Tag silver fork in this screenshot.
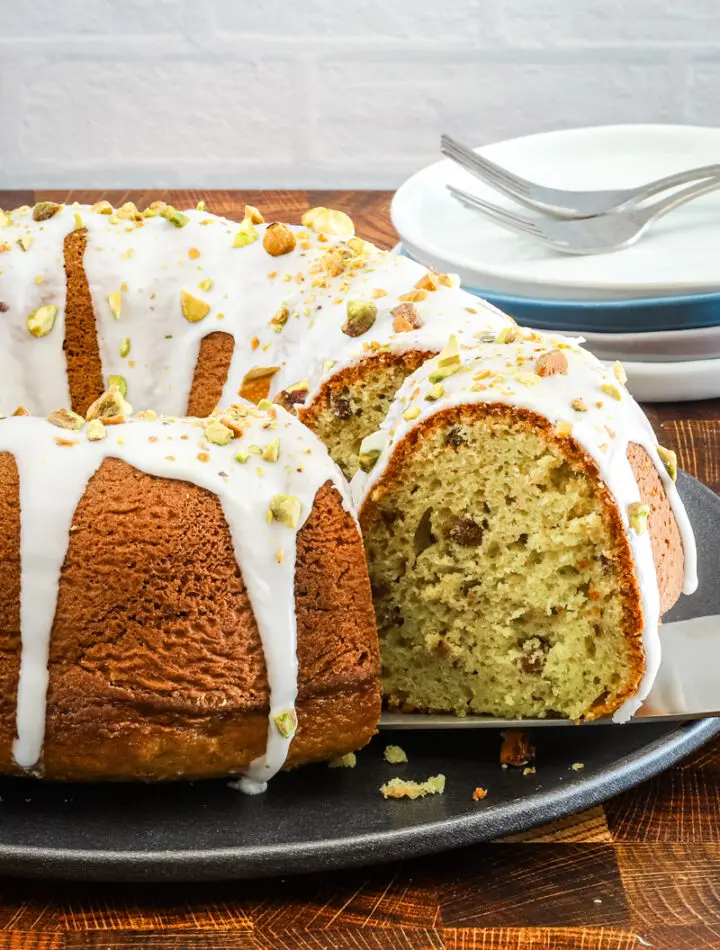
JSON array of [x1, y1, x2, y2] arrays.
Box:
[[447, 178, 720, 255], [442, 133, 720, 220]]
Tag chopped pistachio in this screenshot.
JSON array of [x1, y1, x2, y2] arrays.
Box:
[[85, 385, 132, 422], [628, 501, 650, 534], [329, 752, 357, 769], [262, 439, 280, 462], [180, 289, 211, 323], [120, 336, 131, 358], [26, 305, 58, 338], [342, 299, 377, 337], [358, 449, 381, 473], [204, 419, 234, 445], [198, 278, 214, 291], [234, 449, 250, 463], [273, 708, 298, 739], [86, 418, 106, 441], [429, 334, 462, 383], [74, 210, 84, 229], [301, 207, 354, 238], [108, 290, 122, 320], [47, 408, 85, 431], [613, 361, 628, 385], [91, 200, 113, 214], [496, 326, 518, 344], [232, 216, 257, 248], [108, 374, 127, 398], [160, 205, 189, 228], [244, 204, 264, 224], [270, 304, 290, 332], [17, 234, 34, 252], [323, 359, 336, 375], [269, 494, 303, 529], [601, 382, 622, 401], [425, 383, 445, 401], [657, 445, 678, 482], [514, 372, 541, 387], [402, 406, 421, 421], [32, 201, 63, 222]]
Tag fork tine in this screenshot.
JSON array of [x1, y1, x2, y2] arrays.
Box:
[[447, 185, 542, 237], [441, 135, 531, 196]]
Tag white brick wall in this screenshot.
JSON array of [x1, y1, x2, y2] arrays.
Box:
[[0, 0, 718, 189]]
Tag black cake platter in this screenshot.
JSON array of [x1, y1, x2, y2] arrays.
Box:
[[0, 472, 718, 882]]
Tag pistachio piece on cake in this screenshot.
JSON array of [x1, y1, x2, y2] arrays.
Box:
[[342, 299, 377, 337], [180, 290, 211, 323], [269, 494, 303, 529], [301, 207, 354, 238], [47, 408, 85, 431], [26, 305, 58, 338]]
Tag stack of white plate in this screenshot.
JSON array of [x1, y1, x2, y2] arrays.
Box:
[[391, 124, 720, 402]]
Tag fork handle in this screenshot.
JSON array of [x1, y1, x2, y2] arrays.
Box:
[[633, 164, 720, 205], [638, 176, 720, 223]]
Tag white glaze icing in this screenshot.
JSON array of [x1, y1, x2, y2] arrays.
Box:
[[352, 329, 698, 722], [0, 203, 510, 418], [0, 407, 352, 788]]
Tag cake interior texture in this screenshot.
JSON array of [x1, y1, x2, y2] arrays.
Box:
[[300, 351, 435, 479], [361, 405, 646, 721]]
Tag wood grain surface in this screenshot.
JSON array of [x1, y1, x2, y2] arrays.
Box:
[[0, 190, 719, 950]]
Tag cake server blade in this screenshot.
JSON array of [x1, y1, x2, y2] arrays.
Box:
[[379, 613, 720, 729]]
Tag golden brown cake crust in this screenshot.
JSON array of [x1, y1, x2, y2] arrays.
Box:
[[359, 402, 685, 721], [63, 229, 106, 417], [187, 332, 235, 418], [0, 458, 380, 780]]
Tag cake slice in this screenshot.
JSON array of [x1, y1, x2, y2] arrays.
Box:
[[353, 330, 696, 722]]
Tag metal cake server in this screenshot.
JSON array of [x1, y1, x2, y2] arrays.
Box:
[[379, 613, 720, 729]]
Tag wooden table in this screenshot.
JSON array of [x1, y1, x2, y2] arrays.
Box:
[[1, 190, 719, 950]]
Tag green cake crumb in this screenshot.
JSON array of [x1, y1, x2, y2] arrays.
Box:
[[328, 752, 357, 769], [384, 744, 408, 764], [380, 774, 446, 800]]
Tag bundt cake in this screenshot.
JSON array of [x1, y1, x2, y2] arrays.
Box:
[[0, 198, 700, 789], [0, 200, 511, 478], [0, 402, 379, 786], [353, 329, 697, 722]]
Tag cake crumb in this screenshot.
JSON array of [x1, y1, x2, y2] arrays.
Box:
[[384, 744, 408, 764], [328, 752, 356, 769], [472, 786, 488, 800], [500, 729, 536, 767], [570, 762, 585, 771], [380, 774, 445, 800], [523, 766, 536, 776]]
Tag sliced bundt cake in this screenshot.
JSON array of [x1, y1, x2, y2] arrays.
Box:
[[0, 400, 379, 784], [353, 330, 696, 722], [0, 201, 510, 477]]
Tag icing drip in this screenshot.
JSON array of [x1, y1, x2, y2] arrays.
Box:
[[0, 204, 510, 418], [352, 330, 698, 721], [0, 409, 353, 785]]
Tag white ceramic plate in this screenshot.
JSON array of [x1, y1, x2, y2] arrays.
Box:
[[581, 324, 720, 363], [623, 357, 720, 403], [392, 125, 720, 302]]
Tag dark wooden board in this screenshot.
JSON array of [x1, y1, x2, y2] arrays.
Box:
[[0, 190, 718, 949]]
